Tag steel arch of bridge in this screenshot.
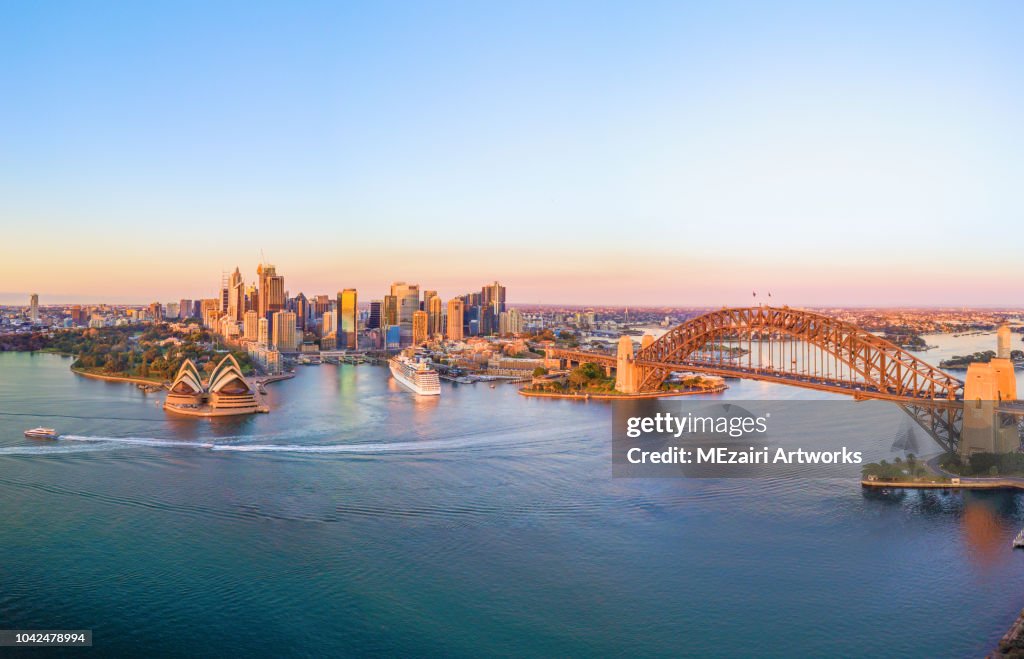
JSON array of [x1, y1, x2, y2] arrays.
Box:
[[634, 307, 964, 401]]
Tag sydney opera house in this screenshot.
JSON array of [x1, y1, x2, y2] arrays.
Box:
[[164, 355, 264, 416]]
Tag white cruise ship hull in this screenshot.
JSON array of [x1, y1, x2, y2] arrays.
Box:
[[389, 359, 441, 396]]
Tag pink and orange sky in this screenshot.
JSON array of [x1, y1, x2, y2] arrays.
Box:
[[2, 2, 1022, 307]]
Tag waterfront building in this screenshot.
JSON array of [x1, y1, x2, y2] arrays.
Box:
[[368, 300, 382, 329], [272, 311, 298, 353], [243, 311, 260, 341], [29, 293, 39, 324], [391, 282, 419, 346], [385, 325, 401, 350], [412, 310, 428, 345], [165, 355, 260, 416], [339, 288, 358, 350], [320, 333, 337, 351], [447, 298, 464, 341], [247, 344, 282, 375]]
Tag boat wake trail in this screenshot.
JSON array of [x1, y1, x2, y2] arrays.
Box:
[[210, 438, 490, 453], [8, 434, 517, 455], [60, 435, 215, 449]]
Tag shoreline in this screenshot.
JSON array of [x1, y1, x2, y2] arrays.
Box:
[[993, 609, 1024, 658], [860, 479, 1024, 491], [71, 365, 167, 388], [518, 385, 727, 400]]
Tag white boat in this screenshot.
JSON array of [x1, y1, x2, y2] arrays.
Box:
[[389, 353, 441, 396], [1014, 530, 1024, 549], [24, 427, 59, 439]]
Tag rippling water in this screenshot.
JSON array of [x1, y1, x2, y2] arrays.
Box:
[[1, 350, 1023, 657]]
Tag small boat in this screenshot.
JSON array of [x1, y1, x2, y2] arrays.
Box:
[[24, 427, 59, 440], [1014, 530, 1024, 549], [489, 384, 496, 389]]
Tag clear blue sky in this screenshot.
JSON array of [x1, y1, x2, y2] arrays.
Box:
[[1, 1, 1022, 306]]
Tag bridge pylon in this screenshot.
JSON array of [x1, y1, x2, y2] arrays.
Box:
[[615, 335, 639, 393]]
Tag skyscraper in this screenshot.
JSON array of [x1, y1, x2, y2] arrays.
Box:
[[412, 310, 428, 346], [367, 300, 382, 330], [272, 311, 297, 352], [339, 289, 358, 349], [478, 281, 505, 336], [29, 293, 38, 324], [294, 292, 308, 331], [428, 295, 442, 337], [227, 267, 244, 322], [390, 282, 419, 346], [446, 298, 464, 341], [321, 310, 337, 337], [243, 310, 259, 341], [481, 281, 506, 314], [178, 299, 193, 320], [382, 295, 398, 328], [258, 263, 285, 319], [422, 289, 437, 312], [257, 318, 269, 346]]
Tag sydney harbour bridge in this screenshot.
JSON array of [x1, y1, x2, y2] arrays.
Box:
[[546, 306, 1023, 454]]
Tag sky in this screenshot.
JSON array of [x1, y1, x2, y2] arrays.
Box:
[[1, 1, 1022, 307]]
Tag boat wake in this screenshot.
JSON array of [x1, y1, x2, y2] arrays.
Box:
[[4, 434, 521, 456], [210, 438, 487, 453], [61, 435, 215, 449]]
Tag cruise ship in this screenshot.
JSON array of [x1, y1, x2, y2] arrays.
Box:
[[389, 353, 441, 396]]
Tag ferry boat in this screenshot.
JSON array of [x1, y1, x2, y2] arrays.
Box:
[[389, 353, 441, 396], [24, 427, 59, 440], [1014, 530, 1024, 549]]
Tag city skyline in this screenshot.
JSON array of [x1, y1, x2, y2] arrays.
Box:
[[2, 2, 1023, 306]]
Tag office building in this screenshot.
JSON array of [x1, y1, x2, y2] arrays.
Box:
[[272, 311, 298, 352], [383, 295, 398, 328], [446, 298, 464, 341], [412, 310, 428, 345], [428, 295, 442, 337], [321, 310, 337, 337], [257, 317, 269, 346], [339, 288, 358, 349], [367, 300, 382, 329], [390, 282, 419, 346], [227, 267, 244, 322], [258, 263, 285, 319], [243, 311, 260, 341]]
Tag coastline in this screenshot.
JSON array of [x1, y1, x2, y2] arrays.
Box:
[[71, 365, 167, 388], [518, 385, 727, 400]]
